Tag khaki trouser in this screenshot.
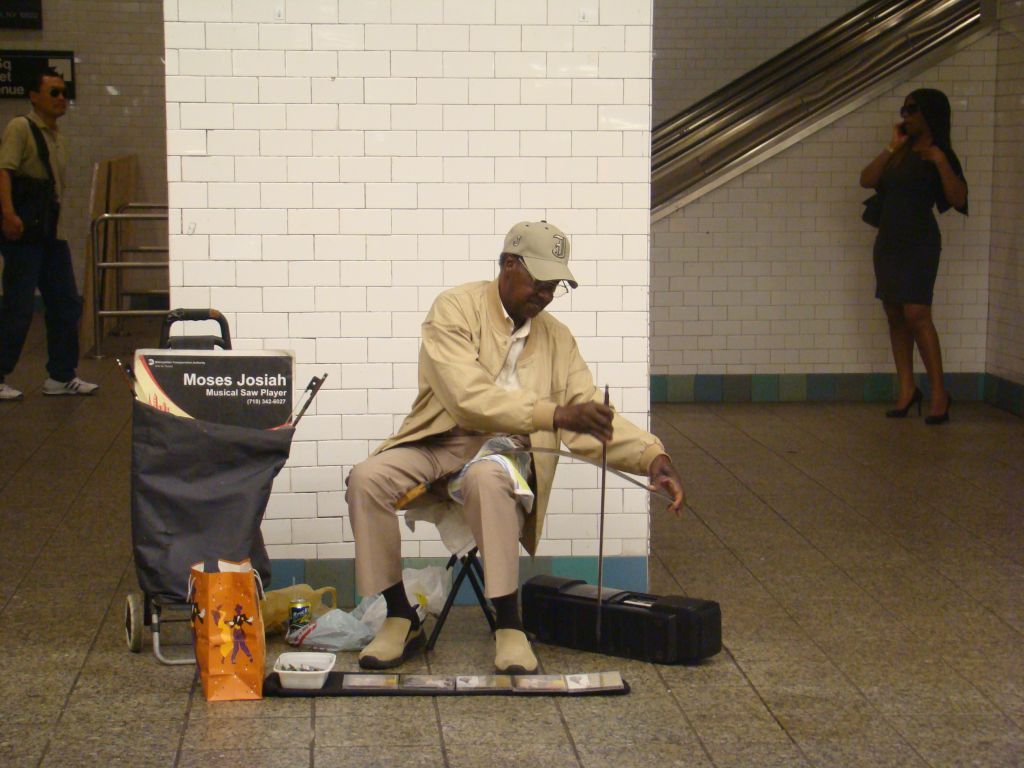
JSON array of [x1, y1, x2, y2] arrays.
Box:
[[346, 434, 525, 599]]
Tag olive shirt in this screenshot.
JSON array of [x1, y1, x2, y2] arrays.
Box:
[[0, 111, 68, 241], [375, 278, 667, 555]]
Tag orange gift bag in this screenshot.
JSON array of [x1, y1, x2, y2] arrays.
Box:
[[189, 559, 266, 701]]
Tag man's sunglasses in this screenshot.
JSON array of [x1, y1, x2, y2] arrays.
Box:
[[514, 257, 570, 298], [48, 87, 67, 98], [899, 103, 920, 117]]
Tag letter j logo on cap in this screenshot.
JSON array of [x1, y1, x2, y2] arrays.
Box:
[[551, 235, 565, 259]]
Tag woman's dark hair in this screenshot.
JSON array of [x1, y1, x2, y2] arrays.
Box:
[[905, 87, 967, 214], [908, 88, 954, 155]]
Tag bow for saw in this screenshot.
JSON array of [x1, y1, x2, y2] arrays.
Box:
[[596, 385, 610, 646], [392, 445, 677, 511]]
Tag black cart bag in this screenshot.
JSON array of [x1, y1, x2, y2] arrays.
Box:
[[130, 400, 294, 603]]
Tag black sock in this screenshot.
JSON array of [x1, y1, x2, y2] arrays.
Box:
[[382, 581, 420, 630], [492, 590, 522, 631]]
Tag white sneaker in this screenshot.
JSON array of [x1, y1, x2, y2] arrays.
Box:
[[0, 382, 23, 401], [42, 377, 99, 396]]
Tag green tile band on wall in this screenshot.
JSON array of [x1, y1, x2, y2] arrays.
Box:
[[667, 374, 695, 402], [751, 374, 778, 402], [694, 374, 723, 402], [722, 374, 751, 402], [778, 374, 806, 401], [651, 374, 668, 403], [806, 374, 836, 401], [865, 373, 896, 401], [836, 374, 864, 401], [986, 373, 1023, 416], [269, 556, 649, 608], [651, 372, 1007, 407]]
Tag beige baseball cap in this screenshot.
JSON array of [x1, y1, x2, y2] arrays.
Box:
[[502, 220, 577, 289]]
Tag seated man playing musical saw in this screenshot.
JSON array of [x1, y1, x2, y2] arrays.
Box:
[[345, 220, 685, 674]]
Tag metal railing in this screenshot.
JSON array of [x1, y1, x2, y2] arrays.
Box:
[[91, 207, 169, 358], [651, 0, 995, 218], [112, 203, 169, 324]]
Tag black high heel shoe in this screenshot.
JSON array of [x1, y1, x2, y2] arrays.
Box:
[[925, 394, 952, 425], [886, 387, 923, 418]]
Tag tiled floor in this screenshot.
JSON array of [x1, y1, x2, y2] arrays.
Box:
[[1, 318, 1022, 767]]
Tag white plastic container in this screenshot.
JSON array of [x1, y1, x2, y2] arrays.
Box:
[[273, 651, 336, 690]]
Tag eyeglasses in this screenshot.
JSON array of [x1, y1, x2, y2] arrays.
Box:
[[900, 103, 920, 117], [48, 87, 67, 98], [515, 257, 570, 298]]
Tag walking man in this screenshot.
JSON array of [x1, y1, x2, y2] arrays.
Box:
[[0, 67, 97, 400]]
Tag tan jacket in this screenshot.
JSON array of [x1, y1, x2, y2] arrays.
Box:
[[375, 278, 666, 555]]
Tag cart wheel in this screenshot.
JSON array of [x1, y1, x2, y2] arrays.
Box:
[[125, 592, 144, 653]]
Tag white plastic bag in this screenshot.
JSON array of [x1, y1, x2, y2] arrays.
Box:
[[351, 593, 388, 635], [284, 567, 450, 652], [286, 606, 376, 651], [403, 565, 449, 616]]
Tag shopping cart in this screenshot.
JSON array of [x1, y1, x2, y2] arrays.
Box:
[[123, 309, 322, 664]]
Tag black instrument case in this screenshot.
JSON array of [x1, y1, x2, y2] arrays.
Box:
[[522, 575, 721, 664]]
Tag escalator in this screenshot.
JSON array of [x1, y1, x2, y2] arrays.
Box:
[[651, 0, 994, 218]]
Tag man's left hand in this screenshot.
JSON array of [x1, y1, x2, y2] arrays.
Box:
[[648, 454, 685, 517]]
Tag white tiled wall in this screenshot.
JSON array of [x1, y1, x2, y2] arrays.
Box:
[[988, 0, 1024, 385], [163, 0, 655, 559], [0, 0, 168, 285], [651, 39, 997, 376], [652, 0, 861, 126]]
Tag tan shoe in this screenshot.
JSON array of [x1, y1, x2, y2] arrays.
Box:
[[358, 617, 424, 669], [494, 628, 538, 674]]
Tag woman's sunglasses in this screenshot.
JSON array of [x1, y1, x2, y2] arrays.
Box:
[[899, 103, 920, 117]]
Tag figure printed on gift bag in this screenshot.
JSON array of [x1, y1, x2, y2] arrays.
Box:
[[227, 603, 255, 664], [210, 604, 233, 662], [189, 603, 206, 643]]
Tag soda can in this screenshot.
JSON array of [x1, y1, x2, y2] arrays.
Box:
[[288, 598, 312, 632]]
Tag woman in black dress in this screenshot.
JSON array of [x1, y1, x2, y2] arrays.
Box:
[[860, 88, 968, 424]]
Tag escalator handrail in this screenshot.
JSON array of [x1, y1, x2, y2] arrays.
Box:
[[651, 0, 987, 211], [653, 0, 923, 143], [653, 0, 976, 160]]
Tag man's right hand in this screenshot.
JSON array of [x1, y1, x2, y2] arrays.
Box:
[[1, 213, 24, 241], [553, 401, 614, 443]]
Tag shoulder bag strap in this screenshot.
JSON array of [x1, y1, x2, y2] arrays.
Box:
[[23, 116, 55, 185]]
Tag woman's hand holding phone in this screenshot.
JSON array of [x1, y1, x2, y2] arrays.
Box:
[[889, 121, 909, 151]]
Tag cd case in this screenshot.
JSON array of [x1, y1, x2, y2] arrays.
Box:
[[266, 671, 628, 697]]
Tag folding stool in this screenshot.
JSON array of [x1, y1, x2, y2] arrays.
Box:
[[426, 546, 496, 650]]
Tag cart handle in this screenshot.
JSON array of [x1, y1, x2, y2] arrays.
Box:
[[159, 308, 232, 350]]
